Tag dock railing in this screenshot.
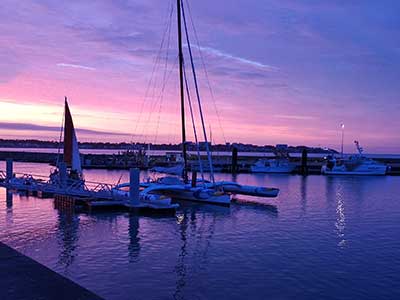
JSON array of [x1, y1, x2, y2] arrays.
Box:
[[0, 170, 122, 201]]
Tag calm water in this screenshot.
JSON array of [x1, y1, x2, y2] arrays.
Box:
[[1, 162, 399, 300]]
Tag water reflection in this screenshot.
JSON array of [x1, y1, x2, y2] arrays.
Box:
[[335, 186, 346, 248], [325, 176, 335, 209], [174, 211, 188, 300], [335, 180, 346, 248], [128, 215, 140, 263], [55, 209, 80, 272], [300, 176, 308, 215], [325, 177, 347, 247], [6, 189, 13, 208], [0, 165, 399, 300], [6, 189, 13, 225]]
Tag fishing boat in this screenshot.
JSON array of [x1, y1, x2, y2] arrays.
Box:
[[321, 141, 388, 175], [251, 158, 296, 173]]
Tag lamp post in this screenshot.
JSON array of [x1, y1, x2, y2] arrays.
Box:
[[340, 123, 345, 158]]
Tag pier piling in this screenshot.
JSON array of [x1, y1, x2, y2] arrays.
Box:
[[232, 147, 238, 174], [6, 158, 13, 182], [6, 189, 12, 207], [301, 149, 309, 176], [129, 168, 140, 206], [191, 171, 197, 187]]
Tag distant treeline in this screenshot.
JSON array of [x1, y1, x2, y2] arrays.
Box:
[[0, 139, 337, 153]]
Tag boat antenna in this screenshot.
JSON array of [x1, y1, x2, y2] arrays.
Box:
[[340, 123, 344, 158], [354, 140, 363, 155], [177, 0, 188, 183]]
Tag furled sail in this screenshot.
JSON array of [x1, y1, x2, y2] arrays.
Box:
[[63, 98, 82, 173]]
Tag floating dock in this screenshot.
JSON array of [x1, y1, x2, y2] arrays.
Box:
[[0, 160, 178, 214]]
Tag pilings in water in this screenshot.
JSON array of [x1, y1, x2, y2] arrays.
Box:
[[231, 147, 238, 174], [191, 171, 197, 187], [129, 168, 140, 206], [301, 149, 309, 176], [54, 194, 76, 211], [6, 158, 13, 181], [6, 189, 12, 208]]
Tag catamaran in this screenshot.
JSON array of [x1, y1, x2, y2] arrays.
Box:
[[321, 141, 388, 175], [116, 0, 280, 205]]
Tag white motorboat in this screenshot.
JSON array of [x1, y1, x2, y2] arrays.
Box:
[[251, 158, 296, 173], [321, 141, 388, 175]]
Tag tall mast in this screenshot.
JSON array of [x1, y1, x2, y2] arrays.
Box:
[[177, 0, 188, 182]]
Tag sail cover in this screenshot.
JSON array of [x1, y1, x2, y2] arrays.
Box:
[[63, 99, 82, 173]]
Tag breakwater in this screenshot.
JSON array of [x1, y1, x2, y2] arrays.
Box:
[[0, 150, 399, 175]]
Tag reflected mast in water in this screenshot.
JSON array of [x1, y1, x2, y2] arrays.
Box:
[[56, 209, 80, 271]]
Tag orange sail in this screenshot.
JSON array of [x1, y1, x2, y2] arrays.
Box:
[[63, 98, 82, 173]]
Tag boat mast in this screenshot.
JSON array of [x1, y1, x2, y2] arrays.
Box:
[[177, 0, 188, 182]]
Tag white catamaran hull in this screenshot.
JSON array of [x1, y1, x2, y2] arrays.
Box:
[[117, 181, 231, 205], [163, 189, 231, 205]]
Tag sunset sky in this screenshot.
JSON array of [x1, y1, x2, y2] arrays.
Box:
[[0, 0, 399, 153]]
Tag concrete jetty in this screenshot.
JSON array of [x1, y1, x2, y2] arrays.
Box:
[[0, 242, 103, 300]]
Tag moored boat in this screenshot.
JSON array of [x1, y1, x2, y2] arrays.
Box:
[[321, 141, 389, 175], [251, 158, 296, 174]]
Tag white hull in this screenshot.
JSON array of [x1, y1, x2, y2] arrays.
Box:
[[164, 189, 231, 205], [130, 179, 232, 205], [251, 166, 295, 173], [321, 165, 387, 176], [322, 169, 387, 175], [322, 141, 388, 176], [250, 159, 295, 174]]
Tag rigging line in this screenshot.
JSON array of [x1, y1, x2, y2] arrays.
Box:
[[181, 0, 215, 183], [185, 0, 227, 144], [141, 6, 173, 144], [140, 6, 175, 144], [144, 55, 178, 145], [56, 101, 65, 168], [183, 60, 205, 184], [131, 2, 174, 143], [154, 3, 174, 145]]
